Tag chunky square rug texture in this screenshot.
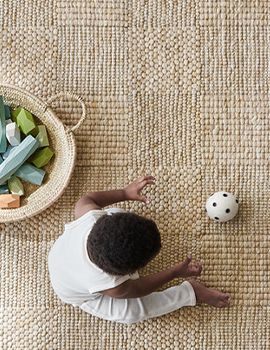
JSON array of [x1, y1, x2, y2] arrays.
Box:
[[0, 1, 269, 349]]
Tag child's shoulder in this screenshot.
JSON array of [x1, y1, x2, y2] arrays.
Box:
[[65, 209, 106, 228], [65, 207, 128, 228]]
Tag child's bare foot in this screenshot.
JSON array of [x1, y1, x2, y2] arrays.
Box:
[[189, 279, 230, 308]]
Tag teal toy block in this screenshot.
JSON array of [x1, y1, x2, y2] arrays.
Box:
[[31, 147, 54, 168], [2, 145, 17, 160], [36, 125, 49, 148], [0, 96, 7, 153], [0, 155, 3, 164], [16, 108, 38, 136], [15, 163, 45, 186], [8, 176, 24, 196], [0, 184, 9, 194], [4, 105, 11, 120], [0, 135, 39, 185], [11, 107, 23, 123]]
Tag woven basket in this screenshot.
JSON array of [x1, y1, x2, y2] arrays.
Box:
[[0, 84, 86, 223]]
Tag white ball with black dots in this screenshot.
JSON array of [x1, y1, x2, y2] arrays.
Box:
[[205, 191, 239, 222]]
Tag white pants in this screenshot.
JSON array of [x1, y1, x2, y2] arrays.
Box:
[[80, 281, 196, 324]]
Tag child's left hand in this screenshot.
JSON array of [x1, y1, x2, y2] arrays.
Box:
[[124, 176, 156, 204]]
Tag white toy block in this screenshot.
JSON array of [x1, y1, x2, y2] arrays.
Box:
[[6, 122, 21, 146], [6, 119, 13, 125]]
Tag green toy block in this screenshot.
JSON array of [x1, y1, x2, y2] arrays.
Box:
[[0, 96, 7, 153], [36, 125, 49, 148], [32, 128, 39, 137], [0, 184, 9, 194], [16, 108, 38, 136], [31, 147, 54, 168], [11, 107, 23, 123], [8, 176, 24, 196], [15, 163, 45, 186], [4, 105, 11, 120], [0, 135, 39, 185]]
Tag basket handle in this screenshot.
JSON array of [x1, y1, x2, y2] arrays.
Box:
[[46, 92, 86, 133]]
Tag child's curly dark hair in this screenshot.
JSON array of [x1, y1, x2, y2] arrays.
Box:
[[87, 212, 161, 276]]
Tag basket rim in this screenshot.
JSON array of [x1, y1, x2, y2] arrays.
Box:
[[1, 83, 48, 110], [0, 84, 77, 223]]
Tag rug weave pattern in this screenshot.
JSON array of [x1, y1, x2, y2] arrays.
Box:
[[0, 1, 269, 349]]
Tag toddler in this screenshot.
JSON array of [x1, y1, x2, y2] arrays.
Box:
[[48, 176, 229, 324]]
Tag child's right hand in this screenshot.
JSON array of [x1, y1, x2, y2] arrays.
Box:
[[123, 175, 156, 204], [174, 256, 202, 278]]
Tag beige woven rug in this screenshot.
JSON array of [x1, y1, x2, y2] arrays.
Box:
[[0, 1, 269, 349]]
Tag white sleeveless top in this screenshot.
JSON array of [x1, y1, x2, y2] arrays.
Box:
[[48, 208, 139, 306]]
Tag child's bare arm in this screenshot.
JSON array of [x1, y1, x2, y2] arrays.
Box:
[[100, 257, 202, 299], [74, 176, 155, 219]]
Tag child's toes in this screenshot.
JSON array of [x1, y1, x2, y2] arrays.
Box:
[[195, 265, 202, 275], [220, 296, 230, 307], [217, 299, 229, 308], [221, 293, 230, 300], [217, 302, 226, 308]]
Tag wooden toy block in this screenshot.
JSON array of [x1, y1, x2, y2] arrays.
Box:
[[0, 194, 20, 208], [31, 147, 54, 168], [4, 105, 11, 120], [36, 125, 49, 148], [16, 108, 38, 136], [2, 145, 17, 160], [6, 122, 21, 146], [0, 184, 9, 194], [0, 96, 7, 153], [8, 176, 24, 196], [15, 163, 45, 186], [11, 107, 23, 123], [0, 135, 39, 185]]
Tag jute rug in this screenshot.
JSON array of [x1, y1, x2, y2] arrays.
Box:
[[0, 1, 269, 349]]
